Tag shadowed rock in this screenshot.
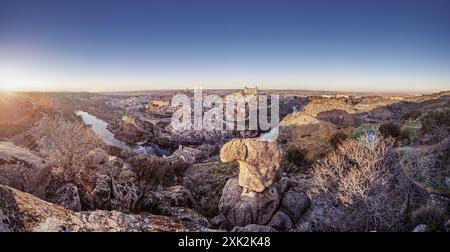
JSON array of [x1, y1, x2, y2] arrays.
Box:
[[219, 178, 282, 227]]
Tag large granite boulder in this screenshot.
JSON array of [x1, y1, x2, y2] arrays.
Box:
[[0, 184, 199, 232], [0, 141, 51, 198], [220, 138, 283, 192], [219, 178, 282, 227]]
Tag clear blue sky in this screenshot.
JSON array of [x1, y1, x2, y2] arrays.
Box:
[[0, 0, 449, 92]]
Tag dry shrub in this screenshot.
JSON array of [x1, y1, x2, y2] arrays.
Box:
[[313, 130, 395, 205], [411, 206, 448, 232], [379, 122, 401, 139], [424, 124, 449, 145], [283, 147, 311, 174], [310, 130, 404, 231], [328, 131, 348, 148], [398, 137, 450, 195], [31, 116, 104, 181]]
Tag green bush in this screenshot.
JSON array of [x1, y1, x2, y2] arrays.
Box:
[[353, 124, 376, 139]]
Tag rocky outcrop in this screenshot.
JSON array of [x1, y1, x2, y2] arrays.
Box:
[[55, 183, 81, 211], [0, 184, 199, 232], [278, 112, 339, 160], [139, 185, 195, 212], [279, 187, 310, 223], [218, 138, 310, 231], [267, 211, 293, 231], [219, 178, 282, 228], [0, 141, 51, 198], [220, 138, 283, 193], [232, 224, 277, 232], [183, 161, 238, 218]]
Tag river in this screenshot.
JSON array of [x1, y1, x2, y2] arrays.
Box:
[[76, 111, 171, 156], [76, 111, 131, 150]]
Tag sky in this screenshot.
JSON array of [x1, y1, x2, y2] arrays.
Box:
[[0, 0, 450, 93]]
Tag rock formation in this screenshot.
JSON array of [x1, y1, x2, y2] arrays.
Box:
[[0, 141, 51, 198], [220, 138, 283, 193], [219, 178, 282, 227], [0, 184, 199, 232], [218, 138, 310, 231]]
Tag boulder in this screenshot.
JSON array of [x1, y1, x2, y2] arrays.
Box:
[[413, 224, 428, 232], [139, 185, 194, 212], [0, 141, 51, 198], [0, 184, 199, 232], [110, 180, 138, 212], [232, 224, 277, 232], [220, 138, 283, 192], [279, 187, 310, 223], [93, 175, 112, 210], [55, 183, 81, 211], [267, 211, 293, 231], [160, 207, 211, 228], [219, 178, 282, 227], [91, 175, 138, 212], [427, 194, 449, 212]]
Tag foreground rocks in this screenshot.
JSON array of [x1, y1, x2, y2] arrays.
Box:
[[46, 148, 139, 212], [219, 178, 282, 227], [0, 184, 199, 232], [0, 141, 51, 198]]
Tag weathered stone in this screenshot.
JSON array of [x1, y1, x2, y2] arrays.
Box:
[[111, 180, 138, 212], [220, 138, 283, 192], [427, 194, 449, 212], [232, 224, 277, 232], [55, 183, 81, 211], [210, 215, 224, 229], [219, 178, 282, 227], [139, 185, 194, 212], [267, 211, 293, 231], [413, 224, 428, 232], [93, 175, 112, 210], [445, 219, 450, 232], [0, 184, 199, 232], [0, 141, 51, 198], [280, 187, 310, 223], [160, 207, 211, 228]]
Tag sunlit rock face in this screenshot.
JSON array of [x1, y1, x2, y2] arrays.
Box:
[[0, 141, 51, 198], [0, 184, 198, 232], [220, 138, 283, 193]]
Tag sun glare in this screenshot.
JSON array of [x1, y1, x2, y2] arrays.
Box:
[[0, 61, 50, 91]]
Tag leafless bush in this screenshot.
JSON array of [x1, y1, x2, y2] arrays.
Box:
[[424, 124, 449, 145], [313, 130, 395, 205], [411, 206, 448, 232], [31, 116, 104, 181], [310, 130, 404, 231]]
